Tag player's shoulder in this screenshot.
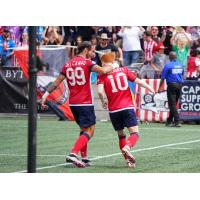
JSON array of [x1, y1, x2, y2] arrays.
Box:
[[118, 66, 129, 72], [62, 61, 70, 69], [110, 66, 128, 74]]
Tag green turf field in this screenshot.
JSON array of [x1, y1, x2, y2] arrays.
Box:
[[0, 117, 200, 173]]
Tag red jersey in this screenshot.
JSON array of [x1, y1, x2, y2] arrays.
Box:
[[144, 39, 158, 61], [61, 55, 95, 105], [97, 67, 137, 112]]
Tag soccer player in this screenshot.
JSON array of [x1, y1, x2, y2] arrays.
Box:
[[40, 41, 115, 168], [97, 52, 155, 167]]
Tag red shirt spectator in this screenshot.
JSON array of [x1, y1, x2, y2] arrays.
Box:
[[143, 31, 158, 62]]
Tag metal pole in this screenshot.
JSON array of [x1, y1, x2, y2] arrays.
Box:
[[28, 26, 37, 173]]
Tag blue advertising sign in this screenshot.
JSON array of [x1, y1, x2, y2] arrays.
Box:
[[180, 80, 200, 121]]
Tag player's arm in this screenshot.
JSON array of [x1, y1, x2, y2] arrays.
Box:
[[40, 74, 65, 108], [97, 84, 107, 109], [135, 78, 155, 94], [92, 64, 113, 75]]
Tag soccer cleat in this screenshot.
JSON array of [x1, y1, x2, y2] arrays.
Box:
[[174, 122, 181, 127], [122, 145, 136, 165], [165, 122, 174, 127], [82, 158, 92, 167], [66, 153, 86, 168], [127, 160, 136, 168]]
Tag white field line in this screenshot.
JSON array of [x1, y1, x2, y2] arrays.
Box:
[[12, 138, 200, 173], [166, 147, 191, 150]]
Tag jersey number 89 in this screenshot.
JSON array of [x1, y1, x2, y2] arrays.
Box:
[[66, 67, 86, 86]]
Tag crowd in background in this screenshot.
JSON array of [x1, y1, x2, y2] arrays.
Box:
[[0, 26, 200, 80]]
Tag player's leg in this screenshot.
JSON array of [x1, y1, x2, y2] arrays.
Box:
[[110, 111, 134, 167], [80, 124, 96, 166], [117, 130, 127, 150], [166, 84, 175, 126], [109, 111, 126, 152], [121, 109, 139, 167], [117, 129, 134, 166], [66, 106, 96, 167]]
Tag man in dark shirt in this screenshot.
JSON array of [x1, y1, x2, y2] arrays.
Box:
[[158, 51, 184, 127], [95, 32, 123, 66]]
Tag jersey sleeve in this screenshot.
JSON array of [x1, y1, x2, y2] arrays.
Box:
[[97, 74, 104, 85], [86, 59, 96, 71], [126, 68, 137, 82]]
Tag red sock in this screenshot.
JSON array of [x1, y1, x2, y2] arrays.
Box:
[[80, 144, 88, 158], [118, 135, 126, 150], [126, 133, 139, 149], [71, 133, 90, 155], [79, 131, 88, 158]]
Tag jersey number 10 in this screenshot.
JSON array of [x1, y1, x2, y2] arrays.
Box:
[[108, 73, 128, 93], [66, 67, 86, 86]]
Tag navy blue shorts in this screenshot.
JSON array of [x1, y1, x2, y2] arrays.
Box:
[[70, 106, 96, 128], [109, 109, 138, 131]]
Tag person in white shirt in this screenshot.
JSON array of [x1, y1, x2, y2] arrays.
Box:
[[118, 26, 145, 67]]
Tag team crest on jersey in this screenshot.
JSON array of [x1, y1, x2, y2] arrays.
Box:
[[141, 91, 169, 114]]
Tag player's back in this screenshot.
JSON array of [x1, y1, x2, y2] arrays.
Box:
[[61, 55, 94, 105], [98, 67, 137, 112]]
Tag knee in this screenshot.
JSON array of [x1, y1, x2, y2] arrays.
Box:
[[117, 130, 126, 138], [82, 126, 95, 138], [128, 126, 139, 135]]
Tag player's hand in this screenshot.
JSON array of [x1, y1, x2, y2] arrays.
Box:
[[39, 97, 48, 110], [116, 58, 123, 66], [102, 101, 107, 109], [112, 62, 119, 69], [150, 88, 155, 95]]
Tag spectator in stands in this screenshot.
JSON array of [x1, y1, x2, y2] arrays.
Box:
[[17, 31, 29, 47], [71, 35, 83, 58], [95, 32, 123, 66], [172, 26, 192, 45], [0, 26, 4, 35], [91, 34, 98, 46], [76, 26, 95, 41], [42, 26, 63, 45], [117, 26, 145, 66], [151, 43, 169, 79], [60, 26, 76, 45], [140, 31, 158, 78], [4, 26, 24, 45], [0, 29, 16, 66], [191, 38, 200, 52], [191, 48, 200, 80], [111, 32, 122, 49], [23, 26, 45, 45], [150, 26, 161, 43], [186, 49, 197, 79], [96, 26, 111, 36], [36, 26, 45, 45], [187, 26, 200, 45], [161, 26, 175, 55], [171, 27, 191, 73]]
